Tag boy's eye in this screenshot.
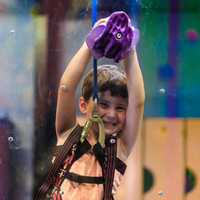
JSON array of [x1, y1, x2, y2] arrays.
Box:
[[116, 106, 126, 112], [98, 102, 109, 109]]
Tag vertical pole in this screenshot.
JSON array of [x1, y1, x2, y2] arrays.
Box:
[[167, 0, 180, 117], [34, 0, 71, 192]]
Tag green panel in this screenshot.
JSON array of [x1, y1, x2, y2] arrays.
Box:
[[178, 11, 200, 116], [180, 0, 200, 12], [139, 10, 169, 116], [140, 0, 169, 11], [140, 0, 200, 12]]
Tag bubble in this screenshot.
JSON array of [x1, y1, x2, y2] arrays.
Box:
[[158, 190, 165, 196], [159, 88, 166, 94], [10, 29, 15, 34]]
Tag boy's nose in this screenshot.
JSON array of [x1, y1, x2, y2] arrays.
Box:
[[107, 108, 117, 120]]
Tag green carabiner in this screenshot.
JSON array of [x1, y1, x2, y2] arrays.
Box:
[[80, 115, 105, 148]]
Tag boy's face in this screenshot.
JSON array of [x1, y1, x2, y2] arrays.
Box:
[[81, 90, 128, 135]]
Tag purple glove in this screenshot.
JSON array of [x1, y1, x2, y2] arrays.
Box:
[[86, 11, 140, 62]]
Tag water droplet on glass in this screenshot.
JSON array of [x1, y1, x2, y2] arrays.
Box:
[[159, 88, 166, 94], [10, 29, 15, 34], [158, 190, 165, 196]]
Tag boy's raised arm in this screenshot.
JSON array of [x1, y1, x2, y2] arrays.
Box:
[[122, 50, 145, 153], [55, 42, 91, 138]]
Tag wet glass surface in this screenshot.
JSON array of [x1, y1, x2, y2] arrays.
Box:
[[0, 0, 200, 199]]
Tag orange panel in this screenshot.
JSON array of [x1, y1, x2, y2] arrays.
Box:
[[143, 118, 185, 200], [186, 119, 200, 200]]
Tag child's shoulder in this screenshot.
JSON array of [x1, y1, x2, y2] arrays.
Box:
[[56, 123, 80, 146]]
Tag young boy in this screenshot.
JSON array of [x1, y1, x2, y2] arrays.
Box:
[[54, 25, 145, 199], [36, 15, 145, 200]]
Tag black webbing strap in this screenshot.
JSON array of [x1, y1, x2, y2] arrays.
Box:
[[34, 125, 83, 200], [103, 137, 117, 200], [92, 142, 105, 168], [73, 139, 92, 161], [116, 157, 126, 175], [64, 172, 104, 184], [93, 142, 126, 176]]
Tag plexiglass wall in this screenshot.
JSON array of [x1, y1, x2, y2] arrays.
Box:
[[0, 0, 200, 199]]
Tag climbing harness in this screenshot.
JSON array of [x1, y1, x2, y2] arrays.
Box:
[[34, 124, 126, 200]]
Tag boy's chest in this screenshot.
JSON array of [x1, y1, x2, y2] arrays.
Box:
[[59, 151, 123, 200], [53, 133, 128, 200], [59, 152, 104, 200]]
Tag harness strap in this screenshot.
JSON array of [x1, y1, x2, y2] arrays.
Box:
[[92, 142, 126, 175], [115, 157, 126, 175], [92, 142, 105, 168], [73, 139, 91, 161], [64, 172, 104, 184], [103, 136, 117, 200], [34, 125, 83, 200]]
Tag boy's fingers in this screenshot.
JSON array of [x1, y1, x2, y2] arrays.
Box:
[[94, 17, 109, 27]]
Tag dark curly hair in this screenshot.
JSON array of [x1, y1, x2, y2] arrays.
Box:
[[81, 65, 128, 101]]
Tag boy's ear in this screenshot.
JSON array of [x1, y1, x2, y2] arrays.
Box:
[[79, 96, 88, 114]]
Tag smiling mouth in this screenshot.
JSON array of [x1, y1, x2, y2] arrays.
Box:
[[103, 121, 117, 128]]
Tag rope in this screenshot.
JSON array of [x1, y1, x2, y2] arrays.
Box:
[[92, 0, 99, 101], [92, 58, 98, 101], [81, 0, 105, 147]]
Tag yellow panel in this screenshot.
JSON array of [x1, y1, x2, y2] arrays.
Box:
[[186, 119, 200, 200], [143, 118, 185, 200]]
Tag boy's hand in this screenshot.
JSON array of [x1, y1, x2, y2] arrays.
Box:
[[93, 17, 109, 28]]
